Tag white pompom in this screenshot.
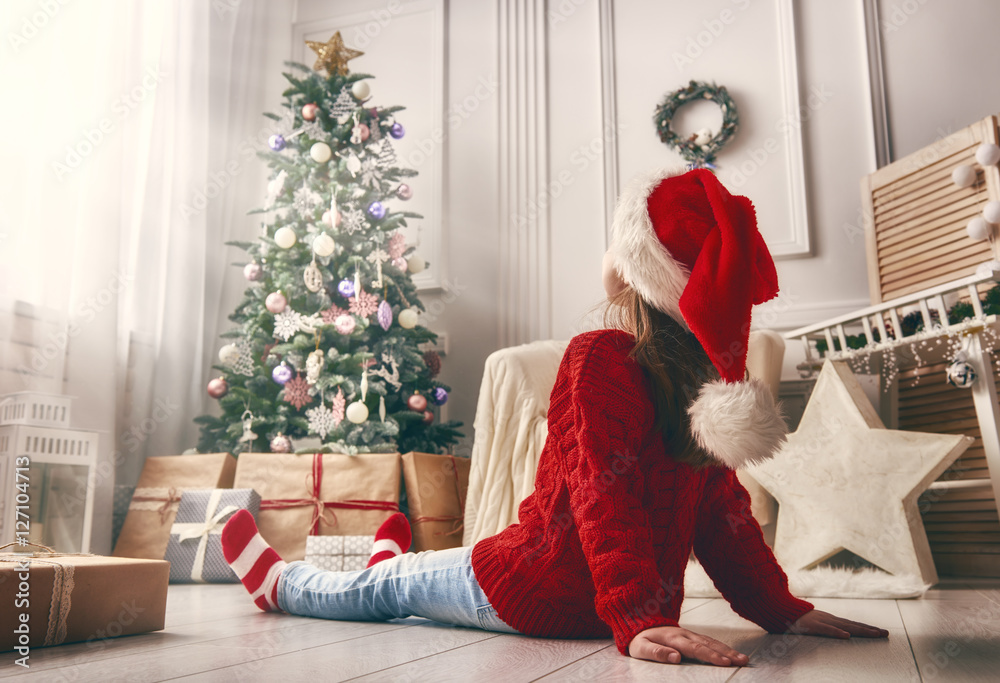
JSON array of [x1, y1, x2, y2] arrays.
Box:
[[687, 378, 787, 469], [983, 200, 1000, 225], [274, 226, 297, 249], [967, 217, 991, 241], [952, 164, 977, 188], [976, 143, 1000, 167]]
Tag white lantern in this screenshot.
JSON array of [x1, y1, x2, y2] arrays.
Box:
[[274, 226, 297, 249]]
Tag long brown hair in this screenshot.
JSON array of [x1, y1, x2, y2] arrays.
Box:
[[603, 287, 717, 468]]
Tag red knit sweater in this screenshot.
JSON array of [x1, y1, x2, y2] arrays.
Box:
[[471, 329, 814, 655]]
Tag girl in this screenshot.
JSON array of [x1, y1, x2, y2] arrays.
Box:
[[222, 168, 888, 667]]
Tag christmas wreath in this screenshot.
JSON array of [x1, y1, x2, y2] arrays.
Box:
[[654, 80, 739, 167]]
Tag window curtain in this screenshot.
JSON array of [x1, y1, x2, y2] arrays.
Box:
[[0, 0, 280, 553]]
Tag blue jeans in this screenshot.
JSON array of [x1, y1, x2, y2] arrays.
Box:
[[277, 545, 521, 634]]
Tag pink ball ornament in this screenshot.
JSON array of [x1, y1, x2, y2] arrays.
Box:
[[207, 377, 229, 399], [422, 410, 434, 425], [265, 291, 287, 314], [396, 184, 413, 200], [407, 393, 428, 412], [322, 209, 342, 227], [270, 434, 292, 453], [357, 123, 370, 141], [334, 314, 356, 335], [392, 256, 408, 272], [302, 102, 319, 121], [243, 262, 262, 281]]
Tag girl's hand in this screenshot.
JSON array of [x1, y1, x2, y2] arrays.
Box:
[[628, 625, 750, 666], [788, 609, 889, 639]]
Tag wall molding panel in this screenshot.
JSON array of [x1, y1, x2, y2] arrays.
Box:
[[498, 0, 551, 347]]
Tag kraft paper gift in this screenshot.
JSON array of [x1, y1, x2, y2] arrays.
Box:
[[233, 452, 400, 561], [165, 488, 260, 583], [113, 453, 237, 560], [0, 544, 168, 652], [401, 452, 471, 552], [304, 535, 375, 572]]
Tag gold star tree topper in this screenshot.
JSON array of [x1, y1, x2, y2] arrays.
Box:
[[306, 32, 363, 76]]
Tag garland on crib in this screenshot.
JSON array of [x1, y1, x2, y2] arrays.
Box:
[[815, 284, 1000, 355]]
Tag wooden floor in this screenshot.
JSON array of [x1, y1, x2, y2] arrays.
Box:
[[6, 579, 1000, 681]]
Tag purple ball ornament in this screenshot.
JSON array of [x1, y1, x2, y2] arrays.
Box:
[[337, 278, 355, 298], [268, 134, 286, 151], [396, 184, 413, 201], [272, 363, 293, 385], [431, 387, 449, 406], [243, 262, 263, 281], [377, 300, 393, 330], [389, 122, 405, 139], [367, 202, 386, 220]]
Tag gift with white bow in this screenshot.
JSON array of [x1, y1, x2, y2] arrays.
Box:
[[165, 489, 261, 583]]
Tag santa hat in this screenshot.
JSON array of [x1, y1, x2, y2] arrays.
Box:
[[609, 167, 786, 469]]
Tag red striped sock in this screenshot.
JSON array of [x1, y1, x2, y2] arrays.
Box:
[[367, 512, 412, 567], [222, 510, 287, 612]]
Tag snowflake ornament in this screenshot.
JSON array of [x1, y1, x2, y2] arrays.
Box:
[[306, 402, 337, 439], [388, 232, 407, 260], [273, 309, 303, 341], [349, 289, 380, 318], [293, 185, 323, 218], [359, 156, 384, 189], [282, 374, 313, 410], [321, 304, 348, 324], [341, 207, 367, 234]]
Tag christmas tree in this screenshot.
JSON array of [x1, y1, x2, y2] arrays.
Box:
[[196, 32, 462, 456]]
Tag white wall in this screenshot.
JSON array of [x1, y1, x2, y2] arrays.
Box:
[[229, 0, 1000, 449]]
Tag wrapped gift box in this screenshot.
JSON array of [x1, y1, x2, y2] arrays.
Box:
[[0, 549, 168, 652], [233, 452, 400, 561], [165, 488, 260, 583], [304, 535, 375, 572], [402, 452, 471, 552], [113, 453, 237, 560]]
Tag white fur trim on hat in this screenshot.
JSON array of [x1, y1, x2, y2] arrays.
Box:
[[687, 378, 787, 469], [610, 167, 690, 327]]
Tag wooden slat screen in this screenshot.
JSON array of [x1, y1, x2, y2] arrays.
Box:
[[862, 115, 1000, 304], [898, 358, 1000, 577]]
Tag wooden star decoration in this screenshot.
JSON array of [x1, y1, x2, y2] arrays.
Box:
[[305, 31, 363, 76], [748, 360, 972, 584]]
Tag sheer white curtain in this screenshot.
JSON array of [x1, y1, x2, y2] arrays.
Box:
[[0, 0, 282, 553]]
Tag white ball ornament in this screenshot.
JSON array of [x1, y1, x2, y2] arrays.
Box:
[[274, 226, 297, 249], [351, 80, 370, 100], [976, 143, 1000, 167], [310, 142, 332, 163], [313, 233, 335, 257], [218, 344, 240, 365], [406, 253, 426, 274], [952, 164, 977, 188], [398, 308, 419, 329], [967, 216, 992, 241], [983, 200, 1000, 225], [346, 401, 369, 424]]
